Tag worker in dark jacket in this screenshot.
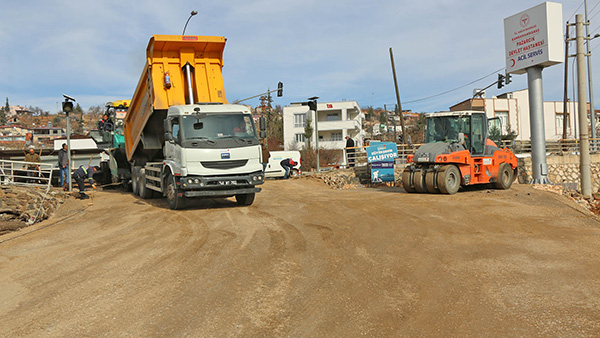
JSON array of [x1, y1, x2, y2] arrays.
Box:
[[260, 140, 270, 174], [345, 136, 355, 167], [72, 165, 97, 199], [57, 143, 69, 188], [280, 158, 297, 179]]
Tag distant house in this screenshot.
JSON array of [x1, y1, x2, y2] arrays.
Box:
[[283, 101, 364, 166], [31, 125, 65, 143], [0, 125, 32, 147], [450, 89, 586, 141]]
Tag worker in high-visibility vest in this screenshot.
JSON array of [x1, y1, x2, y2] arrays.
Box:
[[72, 165, 97, 199]]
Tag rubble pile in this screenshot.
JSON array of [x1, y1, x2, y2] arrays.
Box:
[[313, 169, 365, 190], [0, 185, 66, 234], [533, 184, 600, 216]]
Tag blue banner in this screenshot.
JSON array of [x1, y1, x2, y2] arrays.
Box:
[[366, 142, 398, 163], [371, 161, 395, 182]]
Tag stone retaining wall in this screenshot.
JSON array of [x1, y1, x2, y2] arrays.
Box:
[[517, 154, 600, 192]]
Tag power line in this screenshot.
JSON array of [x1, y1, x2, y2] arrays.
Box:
[[568, 1, 585, 22], [403, 67, 505, 104]]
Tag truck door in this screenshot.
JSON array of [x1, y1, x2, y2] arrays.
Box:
[[470, 114, 485, 156], [165, 117, 182, 164]]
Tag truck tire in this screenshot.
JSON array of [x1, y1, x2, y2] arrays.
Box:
[[139, 169, 155, 199], [494, 163, 514, 190], [131, 166, 142, 196], [167, 174, 186, 210], [402, 169, 416, 193], [235, 193, 255, 206], [437, 165, 461, 194], [413, 170, 427, 193]]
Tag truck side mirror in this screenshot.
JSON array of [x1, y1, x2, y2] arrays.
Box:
[[163, 119, 171, 133], [163, 119, 173, 142], [259, 116, 267, 131]]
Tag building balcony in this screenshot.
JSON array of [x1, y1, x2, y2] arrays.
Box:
[[318, 119, 361, 131]]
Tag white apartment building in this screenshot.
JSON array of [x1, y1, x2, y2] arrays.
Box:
[[450, 89, 586, 141], [283, 101, 364, 163]]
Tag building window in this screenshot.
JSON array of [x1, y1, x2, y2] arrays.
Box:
[[331, 132, 342, 141], [294, 114, 306, 128], [295, 133, 306, 143], [556, 114, 569, 131], [327, 113, 340, 121], [495, 111, 509, 131]]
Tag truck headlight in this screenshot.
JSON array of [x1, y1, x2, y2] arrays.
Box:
[[194, 178, 199, 184]]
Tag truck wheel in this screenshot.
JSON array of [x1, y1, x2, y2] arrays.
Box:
[[437, 165, 461, 194], [494, 163, 513, 190], [131, 166, 141, 196], [139, 169, 155, 199], [167, 174, 186, 210], [425, 171, 439, 193], [235, 193, 255, 206], [413, 170, 427, 193], [402, 169, 416, 193]]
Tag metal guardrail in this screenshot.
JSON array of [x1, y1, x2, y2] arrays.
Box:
[[342, 138, 599, 168], [0, 159, 54, 190]]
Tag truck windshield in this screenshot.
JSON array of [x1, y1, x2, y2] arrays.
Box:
[[181, 113, 258, 144], [426, 116, 471, 145]]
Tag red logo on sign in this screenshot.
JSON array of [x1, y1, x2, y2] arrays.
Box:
[[520, 14, 530, 28], [326, 104, 333, 108], [182, 36, 198, 41]]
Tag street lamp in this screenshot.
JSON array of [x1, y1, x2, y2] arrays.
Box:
[[182, 10, 198, 35]]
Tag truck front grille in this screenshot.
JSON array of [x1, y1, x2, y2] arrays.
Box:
[[201, 159, 248, 170]]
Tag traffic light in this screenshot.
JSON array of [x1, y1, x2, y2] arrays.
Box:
[[308, 100, 317, 112], [505, 72, 512, 85], [62, 101, 73, 114], [498, 73, 505, 89], [277, 82, 283, 97]]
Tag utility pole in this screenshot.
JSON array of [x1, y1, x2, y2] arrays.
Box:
[[389, 48, 406, 142], [576, 14, 592, 197], [585, 0, 597, 150], [563, 23, 570, 141]]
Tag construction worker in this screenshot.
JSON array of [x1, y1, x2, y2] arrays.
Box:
[[72, 165, 97, 199], [23, 146, 41, 183], [260, 139, 270, 174], [345, 136, 355, 167], [280, 158, 297, 179], [58, 143, 69, 188]]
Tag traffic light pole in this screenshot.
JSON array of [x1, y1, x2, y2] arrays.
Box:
[[232, 82, 283, 104], [62, 95, 75, 192]]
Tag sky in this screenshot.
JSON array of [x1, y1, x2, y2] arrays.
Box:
[[0, 0, 598, 114]]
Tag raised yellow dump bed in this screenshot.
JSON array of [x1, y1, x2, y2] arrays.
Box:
[[124, 35, 228, 161]]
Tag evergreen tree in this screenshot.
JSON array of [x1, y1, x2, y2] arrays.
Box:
[[74, 103, 84, 134], [304, 116, 313, 149], [0, 97, 8, 125]]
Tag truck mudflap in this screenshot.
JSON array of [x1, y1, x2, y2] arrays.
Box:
[[184, 187, 261, 197]]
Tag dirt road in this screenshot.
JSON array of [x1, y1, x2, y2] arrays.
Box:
[[1, 180, 599, 337]]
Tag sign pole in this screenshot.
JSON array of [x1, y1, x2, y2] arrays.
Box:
[[526, 66, 550, 184]]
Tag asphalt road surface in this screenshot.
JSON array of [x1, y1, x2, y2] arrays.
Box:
[[1, 179, 599, 337]]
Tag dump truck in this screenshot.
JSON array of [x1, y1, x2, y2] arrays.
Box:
[[122, 35, 265, 209], [402, 111, 518, 194]]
